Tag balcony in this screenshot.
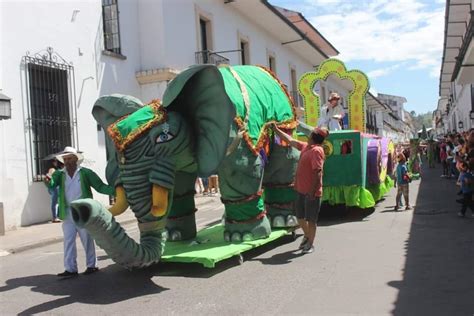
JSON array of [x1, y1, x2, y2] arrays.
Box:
[[195, 50, 230, 66]]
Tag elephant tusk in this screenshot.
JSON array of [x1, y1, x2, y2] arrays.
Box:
[[108, 185, 129, 216], [151, 184, 169, 217]]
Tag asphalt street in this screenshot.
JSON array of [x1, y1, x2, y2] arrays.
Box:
[[0, 165, 473, 315]]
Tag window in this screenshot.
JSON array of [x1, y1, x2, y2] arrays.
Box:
[[23, 48, 77, 180], [240, 40, 250, 65], [290, 67, 301, 106], [268, 54, 276, 72], [102, 0, 121, 55], [200, 18, 209, 52], [333, 140, 353, 155]]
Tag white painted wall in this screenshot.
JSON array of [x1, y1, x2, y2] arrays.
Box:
[[0, 0, 142, 229], [0, 0, 340, 229]]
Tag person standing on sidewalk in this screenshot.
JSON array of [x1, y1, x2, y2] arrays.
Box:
[[273, 124, 328, 254], [44, 146, 115, 278], [46, 159, 62, 223], [395, 153, 412, 211], [457, 161, 474, 218]]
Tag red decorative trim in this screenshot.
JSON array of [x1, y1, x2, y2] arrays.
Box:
[[263, 182, 295, 188], [221, 191, 263, 205], [225, 210, 267, 224]]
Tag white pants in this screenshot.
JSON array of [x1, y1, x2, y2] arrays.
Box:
[[62, 211, 97, 272]]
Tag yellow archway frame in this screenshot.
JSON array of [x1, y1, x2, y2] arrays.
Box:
[[298, 59, 370, 132]]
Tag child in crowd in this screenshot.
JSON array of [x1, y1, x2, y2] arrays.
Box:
[[457, 161, 474, 218], [395, 153, 411, 211]]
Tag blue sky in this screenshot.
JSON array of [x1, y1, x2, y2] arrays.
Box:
[[270, 0, 445, 114]]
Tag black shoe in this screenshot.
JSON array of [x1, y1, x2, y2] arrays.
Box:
[[301, 244, 314, 254], [83, 267, 99, 275], [57, 270, 78, 278], [457, 191, 463, 196], [456, 199, 463, 204], [298, 237, 309, 250]]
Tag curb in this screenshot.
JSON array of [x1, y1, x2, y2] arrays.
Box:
[[4, 198, 221, 255], [5, 218, 139, 255]]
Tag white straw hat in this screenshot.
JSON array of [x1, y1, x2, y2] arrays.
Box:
[[55, 146, 84, 164]]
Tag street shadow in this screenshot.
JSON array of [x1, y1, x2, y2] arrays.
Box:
[[387, 164, 474, 315], [0, 265, 169, 315], [245, 234, 304, 265], [317, 204, 374, 227]]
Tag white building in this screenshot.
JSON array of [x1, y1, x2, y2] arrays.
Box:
[[0, 0, 345, 230], [438, 0, 473, 133]]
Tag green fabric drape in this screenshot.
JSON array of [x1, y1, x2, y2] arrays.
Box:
[[219, 66, 294, 144]]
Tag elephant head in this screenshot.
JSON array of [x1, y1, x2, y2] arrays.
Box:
[[71, 65, 236, 269]]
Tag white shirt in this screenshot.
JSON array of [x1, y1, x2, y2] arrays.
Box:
[[318, 102, 345, 131], [65, 167, 82, 205]]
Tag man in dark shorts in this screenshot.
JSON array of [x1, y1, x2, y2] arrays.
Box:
[[273, 124, 328, 254]]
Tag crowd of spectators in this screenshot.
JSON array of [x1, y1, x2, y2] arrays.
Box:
[[436, 129, 474, 217]]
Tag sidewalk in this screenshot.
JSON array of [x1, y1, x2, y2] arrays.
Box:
[[0, 195, 220, 256]]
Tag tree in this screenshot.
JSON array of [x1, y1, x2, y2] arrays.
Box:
[[421, 124, 428, 139]]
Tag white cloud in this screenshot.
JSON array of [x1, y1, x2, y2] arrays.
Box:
[[280, 0, 445, 77], [367, 63, 402, 79]]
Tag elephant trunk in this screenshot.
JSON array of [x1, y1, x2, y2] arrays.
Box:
[[70, 198, 165, 269]]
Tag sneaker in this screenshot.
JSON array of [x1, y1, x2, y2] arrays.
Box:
[[405, 206, 412, 211], [301, 244, 314, 254], [83, 267, 99, 275], [298, 237, 309, 250], [52, 218, 61, 223], [394, 206, 399, 211], [57, 270, 78, 278], [457, 212, 465, 217]]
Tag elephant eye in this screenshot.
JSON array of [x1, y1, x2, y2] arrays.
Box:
[[156, 132, 174, 143]]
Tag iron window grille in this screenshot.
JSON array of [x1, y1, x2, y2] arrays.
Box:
[[195, 50, 230, 66], [22, 47, 78, 181], [102, 0, 121, 55]]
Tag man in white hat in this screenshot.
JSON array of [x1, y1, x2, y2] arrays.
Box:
[[318, 92, 345, 131], [44, 146, 115, 278]]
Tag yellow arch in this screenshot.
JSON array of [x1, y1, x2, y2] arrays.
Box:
[[297, 59, 370, 131]]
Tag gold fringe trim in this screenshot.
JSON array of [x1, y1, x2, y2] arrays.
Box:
[[107, 99, 167, 152], [234, 116, 297, 156]]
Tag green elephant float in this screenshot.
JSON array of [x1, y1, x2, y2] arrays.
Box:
[[70, 65, 300, 269]]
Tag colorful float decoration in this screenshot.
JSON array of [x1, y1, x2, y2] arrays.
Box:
[[298, 59, 394, 209]]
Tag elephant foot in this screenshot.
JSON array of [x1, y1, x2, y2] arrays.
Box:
[[270, 214, 298, 228], [165, 211, 197, 241], [223, 216, 271, 242], [266, 204, 298, 228]]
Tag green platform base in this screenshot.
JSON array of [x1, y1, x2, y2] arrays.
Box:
[[161, 224, 292, 268]]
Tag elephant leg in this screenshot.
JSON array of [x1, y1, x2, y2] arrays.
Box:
[[218, 145, 271, 242], [263, 144, 300, 228], [166, 171, 198, 241]]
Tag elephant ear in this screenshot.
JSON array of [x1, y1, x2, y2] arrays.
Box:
[[163, 65, 235, 177], [92, 94, 144, 185], [92, 94, 144, 130]]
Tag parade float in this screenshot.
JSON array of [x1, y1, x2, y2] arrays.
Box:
[[297, 59, 394, 209], [68, 60, 394, 269]]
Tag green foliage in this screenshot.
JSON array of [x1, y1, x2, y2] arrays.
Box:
[[411, 111, 433, 132]]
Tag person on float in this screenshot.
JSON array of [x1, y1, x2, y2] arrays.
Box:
[[318, 92, 345, 131]]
